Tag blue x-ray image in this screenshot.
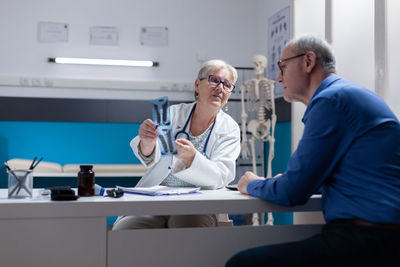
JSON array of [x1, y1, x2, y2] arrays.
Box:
[[151, 97, 177, 156]]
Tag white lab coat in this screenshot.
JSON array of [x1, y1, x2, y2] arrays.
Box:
[[131, 102, 240, 190]]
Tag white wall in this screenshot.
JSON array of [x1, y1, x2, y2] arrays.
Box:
[[0, 0, 260, 80], [292, 0, 400, 224], [387, 0, 400, 118], [331, 0, 375, 90], [292, 0, 376, 152], [255, 0, 293, 66], [292, 0, 325, 152], [0, 0, 263, 100], [292, 0, 326, 225]]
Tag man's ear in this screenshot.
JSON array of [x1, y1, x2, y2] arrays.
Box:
[[304, 51, 317, 73]]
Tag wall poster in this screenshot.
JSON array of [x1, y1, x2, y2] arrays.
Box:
[[267, 6, 291, 98]]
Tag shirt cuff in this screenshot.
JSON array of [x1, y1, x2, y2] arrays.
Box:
[[247, 179, 259, 195], [137, 144, 155, 165]]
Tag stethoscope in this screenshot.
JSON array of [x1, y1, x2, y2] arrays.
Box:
[[174, 103, 216, 158]]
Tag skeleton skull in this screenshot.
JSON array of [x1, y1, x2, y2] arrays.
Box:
[[253, 54, 267, 76]]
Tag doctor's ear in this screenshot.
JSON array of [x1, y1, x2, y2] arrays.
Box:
[[194, 79, 200, 100], [194, 78, 200, 89]]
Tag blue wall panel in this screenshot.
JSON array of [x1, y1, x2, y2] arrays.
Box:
[[265, 121, 293, 225], [0, 120, 294, 226], [0, 121, 140, 187], [266, 121, 292, 177]]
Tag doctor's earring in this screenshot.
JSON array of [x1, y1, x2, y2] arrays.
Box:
[[224, 105, 228, 112]]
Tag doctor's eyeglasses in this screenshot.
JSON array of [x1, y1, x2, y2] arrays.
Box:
[[200, 75, 235, 92]]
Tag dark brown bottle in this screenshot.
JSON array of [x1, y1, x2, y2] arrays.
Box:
[[78, 165, 95, 196]]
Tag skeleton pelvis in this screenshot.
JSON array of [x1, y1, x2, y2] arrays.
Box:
[[248, 119, 270, 140]]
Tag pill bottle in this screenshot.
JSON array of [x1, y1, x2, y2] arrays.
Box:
[[78, 165, 95, 196]]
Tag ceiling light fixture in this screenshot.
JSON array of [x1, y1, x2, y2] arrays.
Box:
[[48, 57, 159, 67]]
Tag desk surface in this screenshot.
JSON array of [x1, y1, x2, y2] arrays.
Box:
[[0, 189, 322, 219], [0, 189, 324, 267], [33, 172, 146, 177]]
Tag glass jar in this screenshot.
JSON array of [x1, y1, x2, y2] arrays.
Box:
[[78, 165, 95, 196]]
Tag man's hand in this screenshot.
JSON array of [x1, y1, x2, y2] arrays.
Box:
[[175, 138, 196, 168], [237, 171, 266, 195]]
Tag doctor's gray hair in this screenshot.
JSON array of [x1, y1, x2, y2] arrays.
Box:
[[197, 59, 238, 83], [291, 35, 336, 73], [195, 59, 238, 99]]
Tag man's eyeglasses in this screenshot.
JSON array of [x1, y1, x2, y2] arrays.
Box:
[[200, 75, 235, 92], [277, 53, 306, 75]]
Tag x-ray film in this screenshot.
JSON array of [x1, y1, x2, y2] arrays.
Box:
[[151, 97, 177, 156]]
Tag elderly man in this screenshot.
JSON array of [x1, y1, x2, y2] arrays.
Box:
[[226, 35, 400, 267]]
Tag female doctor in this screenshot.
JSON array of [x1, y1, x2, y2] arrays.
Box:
[[113, 59, 240, 229]]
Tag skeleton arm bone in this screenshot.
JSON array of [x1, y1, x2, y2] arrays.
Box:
[[267, 114, 277, 172], [248, 137, 257, 175], [271, 114, 277, 143], [240, 85, 250, 159], [266, 81, 276, 178]]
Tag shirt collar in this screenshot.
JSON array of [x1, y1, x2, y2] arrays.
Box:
[[302, 74, 341, 123], [310, 74, 340, 102]]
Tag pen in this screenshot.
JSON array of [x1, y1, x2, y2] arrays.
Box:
[[29, 157, 37, 170], [31, 157, 43, 170]]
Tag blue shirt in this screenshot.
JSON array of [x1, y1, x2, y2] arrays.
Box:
[[247, 75, 400, 224]]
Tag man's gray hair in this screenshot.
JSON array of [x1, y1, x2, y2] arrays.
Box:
[[291, 35, 336, 73]]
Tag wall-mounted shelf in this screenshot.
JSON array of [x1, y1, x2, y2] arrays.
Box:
[[0, 75, 195, 101]]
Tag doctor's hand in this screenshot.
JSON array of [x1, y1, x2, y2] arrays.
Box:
[[139, 119, 158, 157], [237, 171, 266, 195], [175, 139, 196, 168]]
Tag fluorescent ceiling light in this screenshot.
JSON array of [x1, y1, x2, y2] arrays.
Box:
[[48, 57, 159, 67]]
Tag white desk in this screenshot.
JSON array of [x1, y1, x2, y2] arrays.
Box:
[[0, 189, 323, 267], [33, 172, 146, 177]]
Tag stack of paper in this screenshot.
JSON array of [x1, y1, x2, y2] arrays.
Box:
[[116, 185, 200, 196]]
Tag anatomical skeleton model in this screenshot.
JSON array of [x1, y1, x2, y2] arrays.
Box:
[[240, 54, 276, 225]]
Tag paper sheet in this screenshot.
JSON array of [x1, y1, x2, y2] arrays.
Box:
[[116, 185, 200, 196]]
